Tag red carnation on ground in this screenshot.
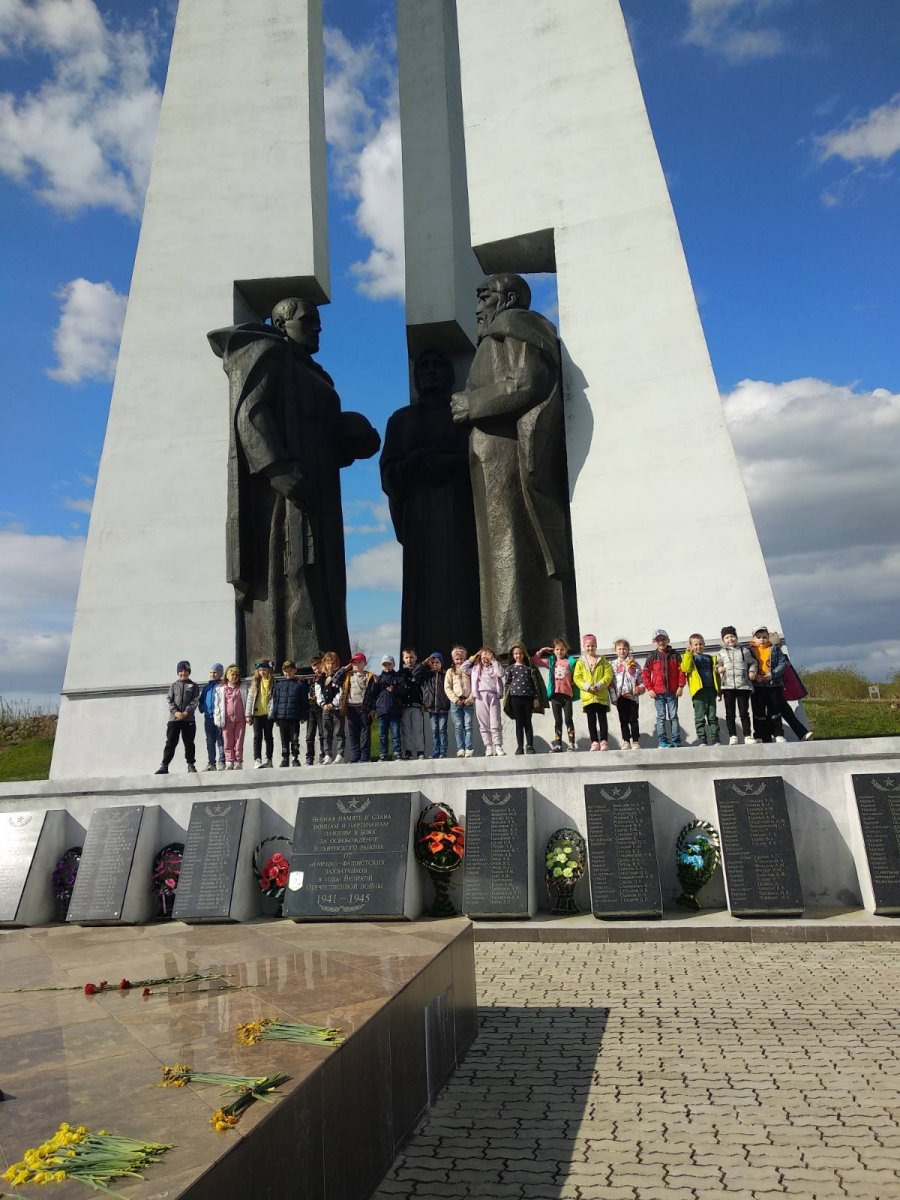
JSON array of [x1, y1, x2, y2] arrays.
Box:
[[118, 978, 132, 990], [84, 983, 96, 996]]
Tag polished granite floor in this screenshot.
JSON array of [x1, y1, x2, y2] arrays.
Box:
[[0, 918, 472, 1199]]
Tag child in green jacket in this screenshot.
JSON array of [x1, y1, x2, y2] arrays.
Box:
[[681, 634, 721, 746]]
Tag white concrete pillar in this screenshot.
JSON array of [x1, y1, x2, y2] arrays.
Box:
[[455, 0, 781, 647], [52, 0, 329, 779]]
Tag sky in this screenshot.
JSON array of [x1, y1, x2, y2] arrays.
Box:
[[0, 0, 898, 702]]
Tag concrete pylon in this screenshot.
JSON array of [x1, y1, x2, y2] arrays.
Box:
[[52, 0, 329, 779], [450, 0, 780, 648]]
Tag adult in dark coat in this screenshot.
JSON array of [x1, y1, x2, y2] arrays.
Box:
[[208, 299, 380, 671], [380, 348, 481, 657], [450, 274, 578, 653]]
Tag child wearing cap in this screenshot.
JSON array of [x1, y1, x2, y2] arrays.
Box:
[[642, 630, 686, 749], [198, 664, 226, 771], [155, 660, 201, 775], [422, 652, 451, 759], [214, 665, 248, 768], [444, 645, 475, 757], [573, 634, 613, 751], [272, 660, 310, 767], [247, 660, 276, 768], [749, 625, 787, 743], [339, 652, 376, 763], [374, 655, 404, 761]]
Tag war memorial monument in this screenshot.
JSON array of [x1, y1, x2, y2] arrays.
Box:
[[1, 3, 899, 1199]]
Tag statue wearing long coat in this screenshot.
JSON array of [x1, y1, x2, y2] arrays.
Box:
[[208, 324, 379, 670]]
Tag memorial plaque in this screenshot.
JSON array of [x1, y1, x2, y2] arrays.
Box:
[[284, 793, 414, 919], [67, 806, 144, 923], [463, 788, 531, 919], [584, 782, 662, 919], [714, 777, 803, 917], [0, 812, 46, 923], [852, 773, 900, 916], [173, 798, 247, 921]]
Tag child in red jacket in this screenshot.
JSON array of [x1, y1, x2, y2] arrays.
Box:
[[641, 629, 685, 749]]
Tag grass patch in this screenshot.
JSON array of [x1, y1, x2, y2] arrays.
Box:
[[0, 735, 54, 781], [806, 700, 900, 741]]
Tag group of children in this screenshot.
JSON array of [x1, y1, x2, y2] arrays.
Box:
[[155, 626, 811, 772]]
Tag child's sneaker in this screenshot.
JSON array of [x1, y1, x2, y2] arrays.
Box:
[[729, 735, 739, 745], [774, 736, 787, 744], [567, 732, 576, 751], [217, 762, 226, 771], [484, 746, 494, 757], [321, 754, 332, 765], [155, 764, 168, 774], [802, 731, 815, 741], [745, 736, 758, 744], [590, 741, 601, 752], [280, 756, 289, 768], [464, 748, 474, 757], [234, 762, 242, 770], [333, 753, 344, 764], [657, 740, 670, 749], [306, 756, 314, 766], [494, 746, 505, 756], [456, 749, 466, 758], [187, 764, 197, 773], [630, 739, 640, 750], [670, 740, 683, 748], [550, 739, 562, 753], [254, 759, 263, 769], [292, 757, 301, 767], [599, 740, 608, 751], [204, 763, 217, 772], [525, 745, 535, 755], [514, 747, 524, 756]]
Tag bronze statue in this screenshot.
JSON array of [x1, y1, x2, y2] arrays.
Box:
[[380, 348, 481, 657], [208, 299, 380, 671], [450, 273, 577, 653]]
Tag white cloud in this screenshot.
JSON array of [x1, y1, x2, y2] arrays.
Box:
[[0, 0, 163, 216], [348, 620, 402, 667], [324, 25, 404, 301], [684, 0, 787, 62], [47, 278, 126, 384], [816, 93, 900, 165], [724, 377, 900, 676], [0, 526, 85, 696], [344, 497, 391, 534], [346, 540, 402, 590], [62, 496, 92, 514]]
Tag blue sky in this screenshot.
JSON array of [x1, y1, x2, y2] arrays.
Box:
[[1, 0, 899, 699]]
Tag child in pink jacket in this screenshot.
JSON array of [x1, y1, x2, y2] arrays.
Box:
[[464, 647, 506, 756]]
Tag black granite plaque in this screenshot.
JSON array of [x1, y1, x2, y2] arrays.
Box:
[[714, 777, 803, 917], [852, 773, 900, 916], [584, 782, 662, 919], [172, 798, 247, 922], [0, 811, 45, 923], [284, 793, 413, 919], [67, 806, 143, 923], [463, 788, 530, 918]]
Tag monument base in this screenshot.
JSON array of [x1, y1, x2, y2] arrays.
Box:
[[0, 918, 476, 1200]]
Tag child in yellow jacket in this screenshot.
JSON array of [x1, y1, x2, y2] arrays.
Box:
[[573, 633, 614, 751], [680, 634, 721, 746]]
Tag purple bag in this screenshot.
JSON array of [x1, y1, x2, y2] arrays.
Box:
[[782, 662, 808, 702]]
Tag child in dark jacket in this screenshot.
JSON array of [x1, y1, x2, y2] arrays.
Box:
[[305, 652, 325, 766], [315, 651, 345, 765], [156, 660, 201, 774], [422, 652, 451, 758], [374, 655, 403, 761], [399, 648, 429, 760], [642, 630, 686, 749], [749, 625, 787, 743], [272, 660, 310, 767], [198, 663, 225, 771]]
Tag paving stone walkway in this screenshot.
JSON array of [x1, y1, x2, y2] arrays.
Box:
[[373, 940, 900, 1200]]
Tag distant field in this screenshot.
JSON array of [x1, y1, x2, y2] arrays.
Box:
[[0, 735, 55, 782], [805, 700, 900, 741]]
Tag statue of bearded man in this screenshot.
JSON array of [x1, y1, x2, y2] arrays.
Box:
[[450, 273, 578, 653]]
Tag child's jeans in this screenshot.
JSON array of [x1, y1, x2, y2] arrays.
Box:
[[204, 713, 224, 766], [400, 706, 425, 757], [221, 716, 245, 763], [344, 705, 370, 763], [722, 689, 751, 738], [377, 715, 401, 759], [306, 705, 324, 762], [654, 693, 681, 745], [475, 694, 502, 749], [450, 703, 473, 752], [430, 712, 448, 757], [692, 687, 720, 744]]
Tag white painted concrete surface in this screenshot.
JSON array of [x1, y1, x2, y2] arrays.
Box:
[[6, 739, 899, 919], [454, 0, 779, 645], [53, 0, 329, 780]]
